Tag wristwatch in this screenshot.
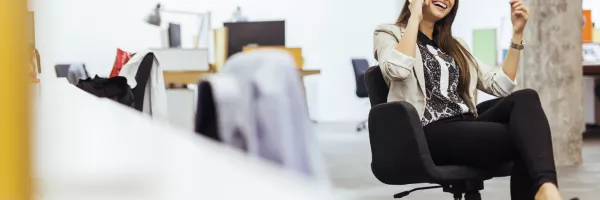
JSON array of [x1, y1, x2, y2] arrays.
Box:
[[510, 39, 525, 50]]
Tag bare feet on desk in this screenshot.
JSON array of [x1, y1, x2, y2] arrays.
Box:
[[535, 183, 563, 200]]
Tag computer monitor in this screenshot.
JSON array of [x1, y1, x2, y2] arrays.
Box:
[[168, 23, 182, 48], [224, 21, 285, 58]]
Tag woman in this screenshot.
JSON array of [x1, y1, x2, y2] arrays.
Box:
[[373, 0, 562, 199]]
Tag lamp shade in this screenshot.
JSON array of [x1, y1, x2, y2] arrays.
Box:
[[145, 3, 162, 26]]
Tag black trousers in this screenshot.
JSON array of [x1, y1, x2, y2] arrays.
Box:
[[423, 89, 557, 200]]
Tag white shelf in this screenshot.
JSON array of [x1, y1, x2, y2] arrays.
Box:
[[152, 48, 209, 71]]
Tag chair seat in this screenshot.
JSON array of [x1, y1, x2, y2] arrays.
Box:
[[434, 162, 513, 184], [370, 161, 513, 186]]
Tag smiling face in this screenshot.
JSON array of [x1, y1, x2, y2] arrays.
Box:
[[423, 0, 455, 22]]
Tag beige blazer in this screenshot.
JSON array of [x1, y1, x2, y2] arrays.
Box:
[[373, 24, 517, 118]]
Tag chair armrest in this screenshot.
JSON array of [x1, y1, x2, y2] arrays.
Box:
[[368, 101, 440, 185]]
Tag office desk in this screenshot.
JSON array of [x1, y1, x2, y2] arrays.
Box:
[[163, 70, 214, 85], [584, 63, 600, 76], [34, 78, 338, 200], [300, 69, 321, 76], [583, 63, 600, 126], [163, 69, 321, 85], [162, 69, 321, 129]]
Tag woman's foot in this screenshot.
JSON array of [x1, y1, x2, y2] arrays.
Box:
[[535, 183, 563, 200]]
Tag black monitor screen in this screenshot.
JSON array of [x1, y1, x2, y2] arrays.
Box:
[[168, 23, 182, 48], [224, 21, 285, 58]]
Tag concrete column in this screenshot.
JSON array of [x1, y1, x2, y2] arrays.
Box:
[[519, 0, 584, 166]]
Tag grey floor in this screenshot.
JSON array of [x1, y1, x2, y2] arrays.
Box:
[[316, 122, 600, 200]]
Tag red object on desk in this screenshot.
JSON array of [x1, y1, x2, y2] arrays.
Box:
[[109, 48, 132, 78]]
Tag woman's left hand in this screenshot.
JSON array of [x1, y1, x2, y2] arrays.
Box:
[[510, 0, 529, 35]]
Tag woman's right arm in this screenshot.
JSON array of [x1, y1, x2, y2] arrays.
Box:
[[394, 16, 421, 58], [373, 1, 424, 81]]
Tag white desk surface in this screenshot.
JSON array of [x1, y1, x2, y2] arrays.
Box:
[[34, 78, 341, 200], [584, 62, 600, 66]]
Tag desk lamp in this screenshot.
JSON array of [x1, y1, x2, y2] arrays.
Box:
[[145, 3, 211, 48]]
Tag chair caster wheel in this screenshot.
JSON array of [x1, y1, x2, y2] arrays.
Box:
[[356, 125, 366, 132]]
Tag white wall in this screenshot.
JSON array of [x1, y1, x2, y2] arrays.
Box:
[[31, 0, 400, 122], [583, 0, 600, 24]]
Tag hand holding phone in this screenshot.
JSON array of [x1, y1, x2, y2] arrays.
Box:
[[408, 0, 428, 21]]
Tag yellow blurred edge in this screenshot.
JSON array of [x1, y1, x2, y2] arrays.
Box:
[[0, 0, 32, 199]]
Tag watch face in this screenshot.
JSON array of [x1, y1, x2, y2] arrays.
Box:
[[511, 43, 524, 50]]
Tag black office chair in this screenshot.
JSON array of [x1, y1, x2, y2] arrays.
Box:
[[195, 80, 220, 141], [365, 66, 512, 200], [352, 59, 370, 132], [132, 53, 156, 112]]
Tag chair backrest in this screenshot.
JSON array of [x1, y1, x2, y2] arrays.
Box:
[[364, 66, 389, 107], [66, 64, 90, 85], [352, 59, 370, 98], [132, 53, 156, 112], [195, 80, 220, 142], [55, 64, 71, 77]]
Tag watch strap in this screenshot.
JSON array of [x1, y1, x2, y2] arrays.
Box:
[[510, 40, 525, 50]]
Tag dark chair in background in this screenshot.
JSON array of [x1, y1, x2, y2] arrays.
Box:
[[54, 64, 71, 77], [195, 80, 220, 141], [352, 59, 370, 132], [132, 53, 156, 112], [365, 66, 512, 200]]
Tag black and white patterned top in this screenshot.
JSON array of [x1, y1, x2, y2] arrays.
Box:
[[417, 32, 469, 126]]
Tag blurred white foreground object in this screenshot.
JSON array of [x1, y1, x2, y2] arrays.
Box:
[[34, 78, 341, 200]]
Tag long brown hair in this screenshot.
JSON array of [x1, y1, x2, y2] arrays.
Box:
[[396, 0, 477, 98]]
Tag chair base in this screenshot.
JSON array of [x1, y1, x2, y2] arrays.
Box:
[[393, 186, 442, 198], [450, 192, 481, 200], [356, 120, 367, 132], [443, 181, 483, 200], [391, 181, 484, 200]]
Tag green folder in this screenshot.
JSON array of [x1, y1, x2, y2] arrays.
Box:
[[472, 29, 497, 66]]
